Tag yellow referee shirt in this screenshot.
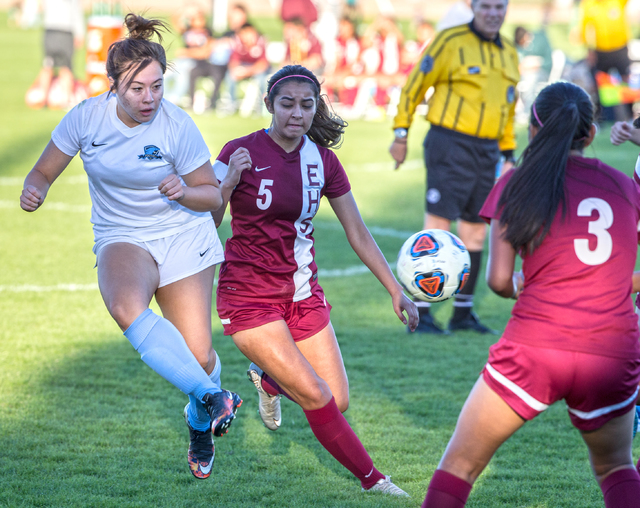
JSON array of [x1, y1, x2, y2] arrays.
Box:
[[393, 22, 519, 152], [579, 0, 630, 52]]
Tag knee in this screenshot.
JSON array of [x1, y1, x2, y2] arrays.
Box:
[[335, 393, 350, 413], [439, 454, 487, 485], [177, 335, 214, 372], [108, 301, 144, 332], [195, 347, 216, 374], [592, 458, 635, 480], [296, 378, 333, 410]]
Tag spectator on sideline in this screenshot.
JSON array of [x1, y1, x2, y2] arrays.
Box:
[[514, 23, 553, 120], [186, 11, 231, 113], [389, 0, 519, 334], [323, 16, 361, 106], [283, 18, 324, 75], [280, 0, 317, 28], [164, 6, 213, 107], [226, 22, 270, 116], [25, 0, 85, 109], [345, 15, 404, 118]]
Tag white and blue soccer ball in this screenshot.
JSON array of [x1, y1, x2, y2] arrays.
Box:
[[396, 229, 471, 303]]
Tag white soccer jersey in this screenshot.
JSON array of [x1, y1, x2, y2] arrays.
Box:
[[52, 92, 212, 243]]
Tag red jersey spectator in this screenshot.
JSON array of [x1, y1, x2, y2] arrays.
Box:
[[280, 0, 317, 28], [283, 18, 324, 75], [324, 16, 361, 105], [227, 23, 270, 116]]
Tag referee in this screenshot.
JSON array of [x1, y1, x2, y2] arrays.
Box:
[[390, 0, 519, 334]]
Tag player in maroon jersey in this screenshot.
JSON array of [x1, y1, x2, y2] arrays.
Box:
[[212, 64, 418, 496], [421, 81, 640, 508]]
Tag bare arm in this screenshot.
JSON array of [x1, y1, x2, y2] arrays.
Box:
[[610, 121, 640, 146], [389, 137, 407, 170], [21, 140, 74, 211], [632, 271, 640, 293], [211, 147, 252, 227], [328, 191, 418, 330], [486, 219, 524, 299], [158, 160, 222, 213]]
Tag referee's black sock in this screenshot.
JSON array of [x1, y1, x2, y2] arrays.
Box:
[[452, 250, 482, 322], [415, 299, 431, 317]]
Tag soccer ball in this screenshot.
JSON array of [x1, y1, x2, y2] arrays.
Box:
[[396, 229, 471, 302]]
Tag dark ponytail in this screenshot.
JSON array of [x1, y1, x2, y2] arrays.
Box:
[[266, 65, 347, 148], [498, 81, 593, 253], [106, 13, 170, 92]]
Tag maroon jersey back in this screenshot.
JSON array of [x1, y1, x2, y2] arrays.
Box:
[[213, 130, 351, 303], [481, 156, 640, 358]]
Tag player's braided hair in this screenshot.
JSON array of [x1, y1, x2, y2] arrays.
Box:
[[266, 65, 347, 149], [498, 81, 593, 253], [106, 13, 169, 92]]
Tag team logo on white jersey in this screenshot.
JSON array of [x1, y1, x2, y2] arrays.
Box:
[[138, 145, 163, 160]]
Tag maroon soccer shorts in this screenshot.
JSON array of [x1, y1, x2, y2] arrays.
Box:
[[482, 338, 640, 431], [217, 288, 332, 342]]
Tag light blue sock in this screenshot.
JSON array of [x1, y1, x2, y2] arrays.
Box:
[[187, 352, 222, 431], [124, 309, 217, 401]]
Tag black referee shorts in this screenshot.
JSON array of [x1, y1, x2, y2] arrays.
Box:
[[595, 46, 631, 77], [423, 126, 500, 223]]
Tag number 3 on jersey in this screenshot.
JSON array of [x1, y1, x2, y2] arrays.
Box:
[[573, 197, 613, 266], [257, 179, 274, 210]]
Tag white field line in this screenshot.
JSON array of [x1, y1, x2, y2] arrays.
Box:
[[345, 158, 422, 173], [0, 263, 399, 293], [315, 220, 414, 240], [0, 200, 90, 212], [0, 159, 423, 188], [0, 175, 87, 186], [0, 283, 99, 293], [2, 160, 415, 293]]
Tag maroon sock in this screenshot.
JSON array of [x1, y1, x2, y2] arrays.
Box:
[[600, 468, 640, 507], [637, 457, 640, 476], [260, 372, 294, 401], [304, 397, 385, 489], [422, 470, 473, 508]]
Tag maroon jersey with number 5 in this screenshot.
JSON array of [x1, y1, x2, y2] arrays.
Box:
[[480, 156, 640, 359], [213, 129, 351, 303]]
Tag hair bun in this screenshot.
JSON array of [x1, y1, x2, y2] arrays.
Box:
[[124, 13, 168, 43]]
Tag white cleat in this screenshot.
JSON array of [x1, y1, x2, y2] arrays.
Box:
[[364, 475, 410, 497], [247, 363, 281, 431]]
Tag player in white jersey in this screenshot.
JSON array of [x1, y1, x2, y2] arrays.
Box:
[[19, 14, 241, 481], [213, 64, 419, 496]]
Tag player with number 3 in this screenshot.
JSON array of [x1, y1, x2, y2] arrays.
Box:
[[211, 65, 418, 496], [421, 81, 640, 507]]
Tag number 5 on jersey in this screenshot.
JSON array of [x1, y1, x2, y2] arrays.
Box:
[[257, 179, 274, 210]]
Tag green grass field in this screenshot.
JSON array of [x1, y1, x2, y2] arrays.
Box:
[[2, 13, 640, 508]]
